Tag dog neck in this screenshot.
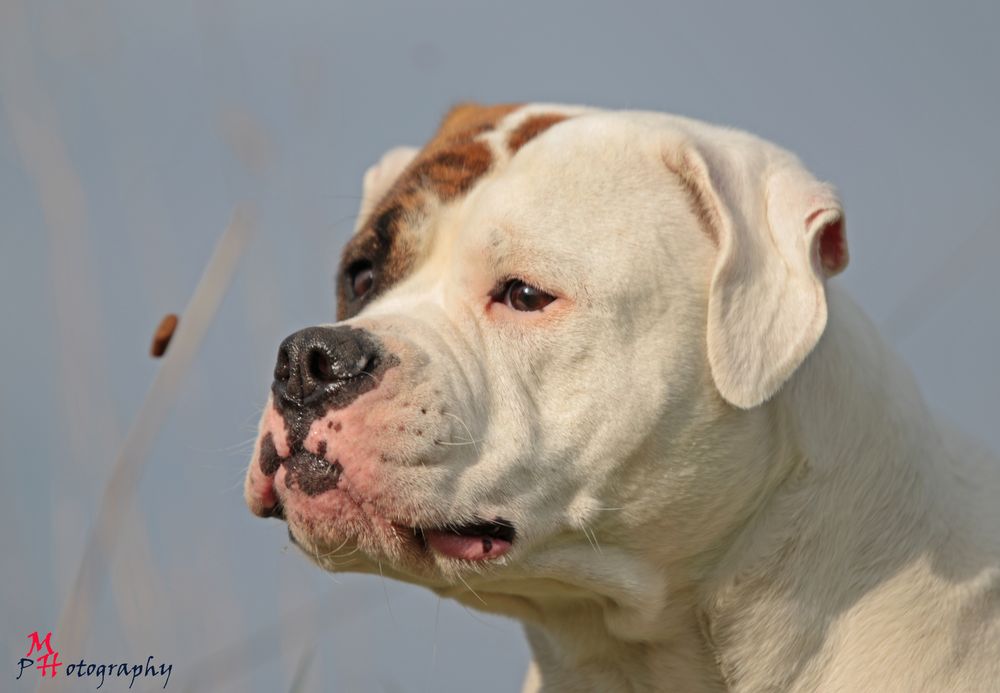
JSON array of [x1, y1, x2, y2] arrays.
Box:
[[700, 287, 960, 691], [520, 593, 728, 692], [439, 548, 731, 691]]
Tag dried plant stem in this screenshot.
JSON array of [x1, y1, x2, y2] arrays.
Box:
[[40, 209, 252, 692], [180, 588, 374, 693]]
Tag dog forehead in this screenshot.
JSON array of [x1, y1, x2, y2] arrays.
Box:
[[488, 114, 666, 190], [338, 104, 785, 320], [388, 104, 777, 221], [358, 104, 689, 245], [464, 114, 713, 241]]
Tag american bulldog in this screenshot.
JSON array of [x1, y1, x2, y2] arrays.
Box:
[[244, 103, 1000, 691]]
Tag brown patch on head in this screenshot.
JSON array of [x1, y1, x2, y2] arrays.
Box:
[[337, 102, 521, 319], [507, 114, 569, 153], [431, 102, 524, 145], [410, 139, 493, 201], [411, 103, 521, 200]]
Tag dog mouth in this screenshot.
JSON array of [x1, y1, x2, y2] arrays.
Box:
[[269, 467, 516, 563], [251, 433, 517, 562], [412, 517, 516, 561]]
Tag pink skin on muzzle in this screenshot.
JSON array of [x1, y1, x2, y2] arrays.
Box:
[[244, 369, 513, 563]]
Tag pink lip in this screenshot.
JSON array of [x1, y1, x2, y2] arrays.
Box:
[[423, 530, 513, 561], [246, 463, 280, 517]]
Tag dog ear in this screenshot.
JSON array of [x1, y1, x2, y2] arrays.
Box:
[[665, 137, 847, 409], [356, 146, 419, 228]]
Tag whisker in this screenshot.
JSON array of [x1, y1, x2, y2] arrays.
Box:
[[329, 211, 360, 229], [223, 436, 261, 453], [316, 536, 351, 559], [221, 474, 248, 495], [456, 602, 505, 631], [582, 526, 603, 554], [378, 560, 397, 624], [456, 573, 487, 606], [358, 369, 379, 384], [321, 557, 358, 570], [333, 544, 362, 559], [443, 412, 481, 456]]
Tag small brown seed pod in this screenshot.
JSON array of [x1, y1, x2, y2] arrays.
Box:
[[150, 313, 179, 357]]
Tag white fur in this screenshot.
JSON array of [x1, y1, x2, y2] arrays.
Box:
[[357, 145, 418, 226], [255, 106, 1000, 691]]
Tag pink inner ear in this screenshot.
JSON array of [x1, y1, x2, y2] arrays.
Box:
[[807, 210, 847, 275], [819, 217, 847, 273]]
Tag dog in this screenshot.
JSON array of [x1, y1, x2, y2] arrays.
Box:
[[244, 103, 1000, 691]]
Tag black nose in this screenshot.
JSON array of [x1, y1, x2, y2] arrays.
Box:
[[272, 326, 379, 409]]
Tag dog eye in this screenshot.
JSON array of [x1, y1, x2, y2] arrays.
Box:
[[348, 261, 375, 299], [503, 280, 555, 312]]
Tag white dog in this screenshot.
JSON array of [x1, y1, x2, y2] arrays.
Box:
[[244, 103, 1000, 691]]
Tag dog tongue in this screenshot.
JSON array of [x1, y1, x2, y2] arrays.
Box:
[[424, 530, 512, 561]]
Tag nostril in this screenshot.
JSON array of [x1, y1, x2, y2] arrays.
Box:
[[272, 326, 384, 411], [274, 347, 291, 382], [307, 348, 336, 383]]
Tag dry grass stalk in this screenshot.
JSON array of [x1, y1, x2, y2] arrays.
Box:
[[41, 208, 253, 692]]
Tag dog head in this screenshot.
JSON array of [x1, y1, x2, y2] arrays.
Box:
[[243, 103, 847, 623]]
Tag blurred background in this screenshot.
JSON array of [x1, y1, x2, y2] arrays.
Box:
[[2, 1, 998, 691]]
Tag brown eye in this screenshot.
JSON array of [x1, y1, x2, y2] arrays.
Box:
[[348, 261, 374, 299], [504, 280, 555, 312]]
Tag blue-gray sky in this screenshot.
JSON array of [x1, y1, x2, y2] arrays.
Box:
[[2, 2, 998, 691]]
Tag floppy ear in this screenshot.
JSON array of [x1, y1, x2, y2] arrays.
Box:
[[356, 146, 419, 229], [666, 140, 847, 409]]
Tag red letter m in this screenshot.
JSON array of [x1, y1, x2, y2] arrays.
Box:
[[25, 632, 55, 658]]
